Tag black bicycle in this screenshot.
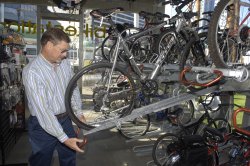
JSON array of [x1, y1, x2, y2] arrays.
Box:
[[152, 92, 231, 166]]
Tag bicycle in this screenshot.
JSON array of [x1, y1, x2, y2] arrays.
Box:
[[64, 2, 198, 130], [152, 92, 231, 166], [151, 126, 228, 166]]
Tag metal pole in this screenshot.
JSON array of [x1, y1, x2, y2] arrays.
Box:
[[0, 3, 4, 23], [196, 0, 200, 20], [133, 13, 139, 28], [242, 95, 250, 127], [78, 9, 85, 94], [78, 9, 84, 69], [36, 6, 41, 54]]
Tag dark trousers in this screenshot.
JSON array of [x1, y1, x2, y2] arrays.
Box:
[[28, 115, 76, 166]]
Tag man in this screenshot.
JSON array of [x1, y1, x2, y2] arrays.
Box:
[[22, 28, 84, 166]]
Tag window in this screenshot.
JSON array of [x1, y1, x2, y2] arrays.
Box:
[[26, 48, 36, 55]]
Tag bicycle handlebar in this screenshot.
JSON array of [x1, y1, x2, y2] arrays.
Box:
[[180, 67, 223, 87], [90, 7, 124, 19], [162, 0, 194, 10]]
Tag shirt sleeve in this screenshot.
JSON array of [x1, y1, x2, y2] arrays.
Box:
[[23, 70, 68, 143]]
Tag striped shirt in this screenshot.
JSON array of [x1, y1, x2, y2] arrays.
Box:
[[22, 54, 81, 143]]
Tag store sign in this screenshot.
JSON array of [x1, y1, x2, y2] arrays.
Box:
[[0, 20, 106, 38]]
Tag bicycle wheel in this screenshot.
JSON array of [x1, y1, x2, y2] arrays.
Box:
[[152, 133, 180, 166], [130, 35, 156, 63], [65, 62, 136, 130], [118, 114, 150, 139], [155, 29, 186, 64], [177, 100, 194, 125], [208, 0, 250, 68], [109, 27, 141, 62], [101, 35, 116, 61], [167, 100, 195, 125]]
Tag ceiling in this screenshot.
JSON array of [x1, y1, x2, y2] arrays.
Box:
[[1, 0, 165, 13]]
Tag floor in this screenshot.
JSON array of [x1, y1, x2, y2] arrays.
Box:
[[2, 115, 160, 166], [1, 102, 224, 166], [1, 95, 165, 166]]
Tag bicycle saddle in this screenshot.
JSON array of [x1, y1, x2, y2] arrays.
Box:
[[90, 7, 124, 19], [154, 12, 170, 19], [139, 11, 154, 18], [202, 11, 213, 16]]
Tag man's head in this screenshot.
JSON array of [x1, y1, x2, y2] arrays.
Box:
[[41, 28, 70, 64]]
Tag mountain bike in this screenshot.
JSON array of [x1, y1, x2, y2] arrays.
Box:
[[64, 2, 196, 130]]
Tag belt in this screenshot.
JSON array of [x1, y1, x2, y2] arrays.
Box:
[[55, 112, 68, 119]]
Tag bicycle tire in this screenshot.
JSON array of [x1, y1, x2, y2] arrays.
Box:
[[152, 133, 180, 166], [177, 100, 195, 125], [155, 29, 186, 64], [208, 0, 250, 68], [118, 114, 150, 139], [65, 62, 136, 130], [101, 35, 116, 61], [130, 35, 156, 63], [167, 100, 195, 125]]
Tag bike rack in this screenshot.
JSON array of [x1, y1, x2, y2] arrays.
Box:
[[82, 67, 250, 136]]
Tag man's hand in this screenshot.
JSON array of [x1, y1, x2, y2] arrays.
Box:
[[79, 114, 86, 123], [64, 138, 84, 153], [76, 115, 87, 149]]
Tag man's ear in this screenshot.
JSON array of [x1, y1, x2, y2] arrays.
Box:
[[46, 41, 54, 48]]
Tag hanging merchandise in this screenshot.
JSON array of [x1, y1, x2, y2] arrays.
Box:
[[0, 42, 11, 62], [0, 26, 26, 164], [15, 101, 25, 129], [0, 63, 10, 87]]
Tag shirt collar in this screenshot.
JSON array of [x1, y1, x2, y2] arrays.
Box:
[[39, 54, 59, 70]]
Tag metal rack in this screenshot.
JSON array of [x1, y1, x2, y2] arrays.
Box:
[[82, 67, 250, 136]]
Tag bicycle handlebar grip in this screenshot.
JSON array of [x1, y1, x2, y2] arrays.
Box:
[[180, 67, 223, 87], [233, 108, 250, 136]]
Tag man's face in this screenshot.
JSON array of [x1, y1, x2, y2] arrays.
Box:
[[46, 40, 69, 64]]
